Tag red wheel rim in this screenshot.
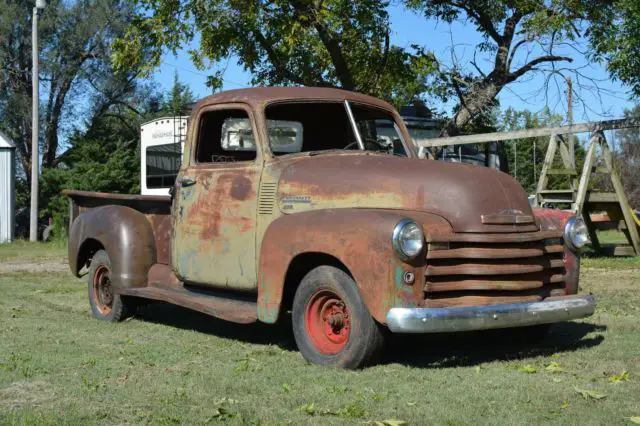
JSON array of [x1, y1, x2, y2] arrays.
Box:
[[92, 265, 113, 315], [304, 289, 351, 355]]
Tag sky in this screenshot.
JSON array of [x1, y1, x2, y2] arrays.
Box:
[[152, 4, 635, 124]]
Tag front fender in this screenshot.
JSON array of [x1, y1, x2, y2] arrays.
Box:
[[68, 205, 156, 291], [257, 209, 451, 324], [533, 208, 580, 294]]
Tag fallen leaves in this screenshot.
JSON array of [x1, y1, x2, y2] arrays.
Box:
[[608, 371, 629, 384], [518, 364, 537, 374], [545, 362, 566, 373], [297, 401, 366, 418], [371, 420, 407, 426], [573, 386, 607, 400]]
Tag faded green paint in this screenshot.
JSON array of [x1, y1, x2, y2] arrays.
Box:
[[394, 266, 405, 291], [171, 102, 264, 290]]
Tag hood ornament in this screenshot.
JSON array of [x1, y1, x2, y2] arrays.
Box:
[[481, 209, 534, 225]]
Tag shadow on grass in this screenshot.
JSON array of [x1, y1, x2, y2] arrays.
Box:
[[135, 301, 298, 351], [385, 321, 606, 368], [135, 301, 605, 369]]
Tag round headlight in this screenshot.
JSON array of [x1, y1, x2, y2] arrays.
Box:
[[564, 216, 589, 251], [392, 219, 425, 260]]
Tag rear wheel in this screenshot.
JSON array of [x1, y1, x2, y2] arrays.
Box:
[[88, 250, 134, 322], [292, 266, 385, 369]]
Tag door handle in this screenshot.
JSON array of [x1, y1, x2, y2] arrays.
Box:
[[180, 176, 196, 187]]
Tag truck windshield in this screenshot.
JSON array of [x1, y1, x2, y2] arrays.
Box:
[[265, 101, 408, 156]]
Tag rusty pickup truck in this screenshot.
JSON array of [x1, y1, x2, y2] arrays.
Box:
[[66, 87, 595, 369]]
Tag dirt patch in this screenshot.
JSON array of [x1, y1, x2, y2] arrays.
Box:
[[0, 260, 69, 274], [0, 380, 55, 410]]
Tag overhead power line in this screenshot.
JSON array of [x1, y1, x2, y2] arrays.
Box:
[[161, 61, 249, 88]]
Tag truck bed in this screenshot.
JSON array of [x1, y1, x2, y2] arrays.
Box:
[[64, 190, 173, 265]]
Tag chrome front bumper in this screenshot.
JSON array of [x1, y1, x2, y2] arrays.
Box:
[[386, 295, 596, 333]]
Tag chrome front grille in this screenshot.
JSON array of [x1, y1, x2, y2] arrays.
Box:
[[424, 230, 566, 307]]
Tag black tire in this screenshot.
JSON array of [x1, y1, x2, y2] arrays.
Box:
[[292, 266, 386, 369], [88, 250, 134, 322]]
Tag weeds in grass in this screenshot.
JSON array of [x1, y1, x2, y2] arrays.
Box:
[[233, 354, 262, 373], [80, 375, 104, 394], [0, 353, 36, 378]]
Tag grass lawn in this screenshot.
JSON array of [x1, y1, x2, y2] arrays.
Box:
[[0, 240, 67, 261], [1, 242, 639, 425]]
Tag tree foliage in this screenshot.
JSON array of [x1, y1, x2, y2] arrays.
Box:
[[163, 71, 195, 116], [35, 76, 193, 237], [112, 0, 439, 107], [0, 0, 141, 181], [113, 0, 629, 134], [589, 0, 640, 98], [498, 107, 586, 194]]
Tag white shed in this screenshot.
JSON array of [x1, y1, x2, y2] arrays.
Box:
[[0, 131, 16, 243]]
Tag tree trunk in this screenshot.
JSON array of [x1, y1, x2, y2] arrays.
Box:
[[442, 81, 501, 136]]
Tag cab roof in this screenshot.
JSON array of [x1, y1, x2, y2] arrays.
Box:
[[193, 86, 394, 112]]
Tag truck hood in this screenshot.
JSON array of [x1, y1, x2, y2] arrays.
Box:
[[276, 153, 539, 233]]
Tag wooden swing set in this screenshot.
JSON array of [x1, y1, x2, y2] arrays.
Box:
[[416, 118, 640, 256]]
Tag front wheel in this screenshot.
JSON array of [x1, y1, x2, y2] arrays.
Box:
[[88, 250, 134, 322], [292, 266, 386, 369]]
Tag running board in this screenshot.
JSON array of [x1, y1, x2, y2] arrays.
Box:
[[121, 286, 258, 324]]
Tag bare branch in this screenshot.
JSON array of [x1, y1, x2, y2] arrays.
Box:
[[508, 55, 573, 82]]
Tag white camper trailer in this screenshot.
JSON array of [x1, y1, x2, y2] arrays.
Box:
[[0, 131, 15, 243], [139, 116, 302, 195], [140, 116, 189, 196]]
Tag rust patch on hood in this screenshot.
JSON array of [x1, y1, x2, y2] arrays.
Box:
[[276, 153, 538, 233]]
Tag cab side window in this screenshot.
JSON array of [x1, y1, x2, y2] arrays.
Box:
[[195, 109, 257, 163]]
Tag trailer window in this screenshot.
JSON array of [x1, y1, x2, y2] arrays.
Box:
[[146, 143, 181, 188], [196, 109, 257, 163]]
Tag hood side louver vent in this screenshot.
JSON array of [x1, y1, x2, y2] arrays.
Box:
[[258, 182, 278, 215]]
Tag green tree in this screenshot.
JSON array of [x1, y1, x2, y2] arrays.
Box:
[[38, 83, 165, 237], [164, 72, 196, 116], [589, 0, 640, 97], [113, 0, 626, 135], [0, 0, 142, 182], [112, 0, 439, 107], [497, 107, 586, 194]]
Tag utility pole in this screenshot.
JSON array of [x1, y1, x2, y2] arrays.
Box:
[[30, 0, 46, 241], [566, 76, 574, 167]]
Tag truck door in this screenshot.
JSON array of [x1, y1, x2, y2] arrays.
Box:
[[171, 104, 261, 290]]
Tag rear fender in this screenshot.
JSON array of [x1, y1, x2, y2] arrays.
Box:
[[257, 209, 451, 324], [68, 205, 157, 291]]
